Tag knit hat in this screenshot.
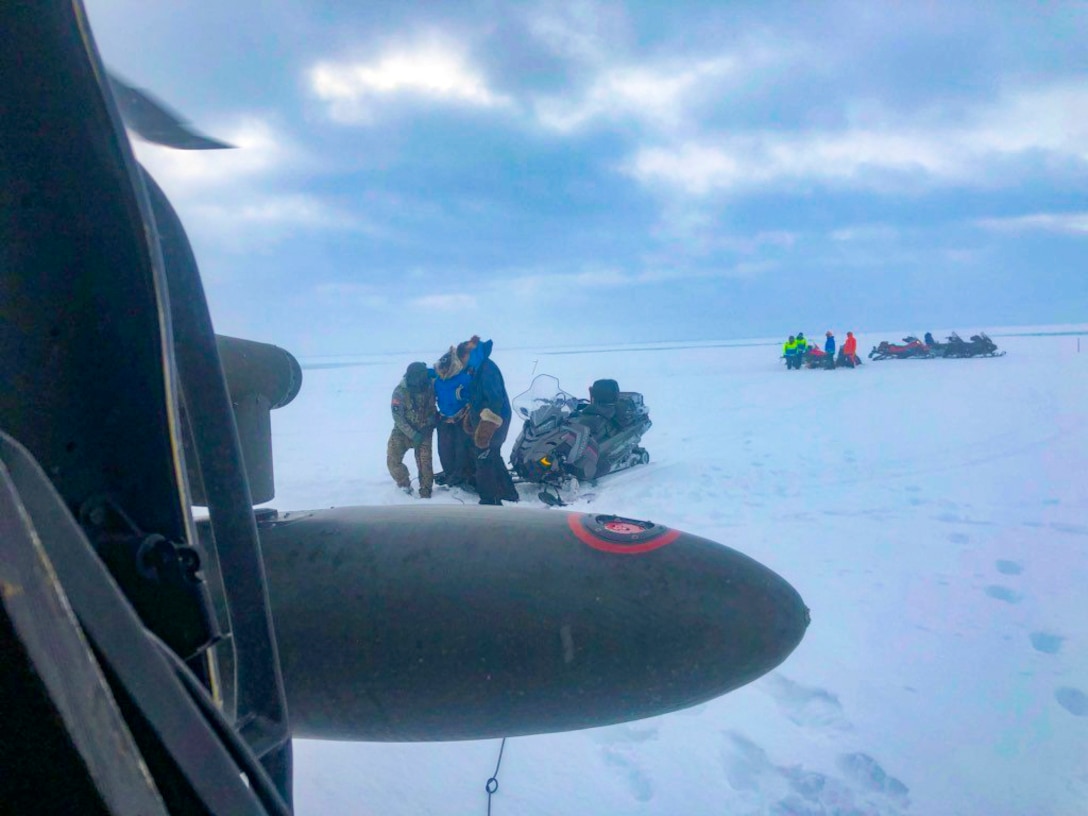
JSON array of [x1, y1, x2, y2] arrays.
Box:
[[405, 361, 430, 390]]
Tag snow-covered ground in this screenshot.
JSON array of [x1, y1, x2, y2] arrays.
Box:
[[267, 328, 1088, 816]]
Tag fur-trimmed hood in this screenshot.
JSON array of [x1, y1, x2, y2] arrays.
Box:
[[434, 345, 465, 380]]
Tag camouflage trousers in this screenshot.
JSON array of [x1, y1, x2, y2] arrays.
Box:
[[387, 428, 434, 497]]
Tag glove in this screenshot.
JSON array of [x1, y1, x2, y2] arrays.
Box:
[[474, 419, 499, 449], [462, 411, 474, 434], [473, 408, 503, 448], [411, 431, 424, 446]]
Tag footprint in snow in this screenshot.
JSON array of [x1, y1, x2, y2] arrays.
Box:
[[1030, 632, 1063, 654], [948, 532, 970, 545], [936, 512, 994, 526], [721, 732, 770, 792], [1055, 687, 1088, 717], [838, 752, 911, 807], [761, 673, 851, 732], [721, 733, 910, 815], [592, 722, 660, 746], [1049, 522, 1088, 536], [601, 747, 654, 802], [995, 559, 1023, 575], [984, 585, 1022, 604], [592, 723, 658, 800]]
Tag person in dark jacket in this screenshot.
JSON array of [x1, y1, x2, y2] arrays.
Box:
[[824, 331, 836, 369], [460, 336, 519, 505], [432, 344, 475, 488], [387, 361, 437, 498]]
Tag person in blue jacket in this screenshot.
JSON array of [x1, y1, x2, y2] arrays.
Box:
[[432, 344, 475, 488], [824, 331, 836, 369], [460, 335, 519, 505]]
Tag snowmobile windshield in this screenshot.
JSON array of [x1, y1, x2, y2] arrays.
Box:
[[512, 374, 581, 423]]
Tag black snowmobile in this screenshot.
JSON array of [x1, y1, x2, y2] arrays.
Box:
[[939, 331, 1005, 358], [510, 375, 652, 505]]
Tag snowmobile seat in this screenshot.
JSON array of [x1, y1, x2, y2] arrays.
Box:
[[589, 379, 620, 405]]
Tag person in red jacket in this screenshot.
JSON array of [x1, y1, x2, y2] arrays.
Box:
[[839, 331, 860, 367]]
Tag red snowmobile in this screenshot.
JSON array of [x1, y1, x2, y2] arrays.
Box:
[[868, 336, 932, 360], [803, 346, 834, 368]]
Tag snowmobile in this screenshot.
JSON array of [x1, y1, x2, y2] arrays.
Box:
[[835, 348, 862, 367], [803, 346, 834, 368], [868, 336, 932, 360], [510, 375, 652, 505], [939, 331, 1005, 358]]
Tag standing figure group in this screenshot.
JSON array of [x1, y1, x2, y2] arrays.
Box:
[[782, 332, 809, 369], [782, 330, 861, 369], [387, 336, 520, 506]]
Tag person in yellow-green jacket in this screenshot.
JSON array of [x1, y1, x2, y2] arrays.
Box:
[[783, 335, 800, 369], [795, 332, 810, 368]]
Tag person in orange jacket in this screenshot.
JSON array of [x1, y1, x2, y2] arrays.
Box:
[[839, 331, 860, 367]]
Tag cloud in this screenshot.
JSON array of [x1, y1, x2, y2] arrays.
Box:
[[188, 194, 362, 230], [533, 57, 738, 133], [976, 212, 1088, 235], [524, 0, 632, 66], [134, 117, 369, 248], [521, 3, 804, 137], [502, 261, 771, 301], [309, 40, 510, 123], [506, 267, 628, 297], [314, 282, 390, 310], [831, 225, 901, 243], [409, 293, 479, 311], [624, 81, 1088, 196]]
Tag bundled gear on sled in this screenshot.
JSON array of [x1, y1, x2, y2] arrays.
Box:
[[509, 375, 652, 505]]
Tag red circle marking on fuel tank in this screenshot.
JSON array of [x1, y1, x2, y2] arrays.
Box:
[[567, 513, 681, 554]]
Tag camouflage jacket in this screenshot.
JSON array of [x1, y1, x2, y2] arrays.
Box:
[[391, 376, 437, 439]]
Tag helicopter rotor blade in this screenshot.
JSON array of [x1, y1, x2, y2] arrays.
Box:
[[108, 73, 234, 150]]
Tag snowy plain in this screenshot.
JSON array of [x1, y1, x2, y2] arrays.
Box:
[[264, 328, 1088, 816]]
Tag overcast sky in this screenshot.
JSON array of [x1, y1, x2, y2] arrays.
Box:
[[84, 0, 1088, 356]]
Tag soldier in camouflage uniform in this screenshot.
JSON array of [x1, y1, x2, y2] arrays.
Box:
[[387, 361, 437, 498]]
